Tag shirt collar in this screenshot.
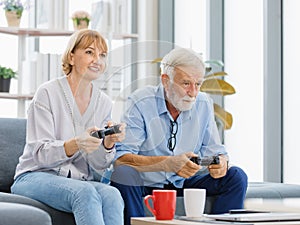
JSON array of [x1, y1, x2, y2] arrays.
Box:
[[156, 84, 168, 116]]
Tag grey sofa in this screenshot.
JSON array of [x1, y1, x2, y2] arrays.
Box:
[[0, 202, 52, 225], [0, 118, 75, 225], [2, 118, 300, 224]]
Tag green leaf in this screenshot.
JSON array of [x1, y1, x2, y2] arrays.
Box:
[[0, 65, 17, 79], [205, 60, 224, 67]]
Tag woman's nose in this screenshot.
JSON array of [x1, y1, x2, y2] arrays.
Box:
[[94, 55, 104, 65], [94, 54, 101, 63]]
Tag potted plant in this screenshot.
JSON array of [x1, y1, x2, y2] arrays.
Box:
[[200, 60, 235, 130], [0, 65, 17, 92], [71, 10, 91, 30], [0, 0, 28, 27]]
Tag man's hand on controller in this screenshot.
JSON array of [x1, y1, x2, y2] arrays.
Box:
[[164, 152, 201, 178], [208, 155, 228, 179]]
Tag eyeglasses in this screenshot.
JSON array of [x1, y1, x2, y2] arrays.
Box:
[[167, 120, 178, 151]]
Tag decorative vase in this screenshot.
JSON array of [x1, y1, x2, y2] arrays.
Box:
[[73, 19, 89, 30], [0, 77, 11, 92], [5, 10, 22, 27]]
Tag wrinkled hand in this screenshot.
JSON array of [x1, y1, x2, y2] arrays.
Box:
[[75, 127, 101, 154], [164, 152, 201, 178], [103, 122, 126, 149], [208, 155, 228, 179]]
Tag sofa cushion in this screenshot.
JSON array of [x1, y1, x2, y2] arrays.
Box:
[[0, 192, 75, 225], [0, 118, 26, 192], [0, 202, 52, 225], [246, 182, 300, 199]]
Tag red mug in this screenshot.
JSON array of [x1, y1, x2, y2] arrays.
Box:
[[144, 190, 177, 220]]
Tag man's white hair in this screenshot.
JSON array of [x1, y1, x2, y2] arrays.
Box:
[[160, 48, 205, 79]]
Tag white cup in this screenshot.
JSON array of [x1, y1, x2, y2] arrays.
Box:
[[184, 188, 206, 217]]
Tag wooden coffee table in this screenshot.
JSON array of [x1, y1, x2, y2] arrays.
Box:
[[131, 217, 300, 225]]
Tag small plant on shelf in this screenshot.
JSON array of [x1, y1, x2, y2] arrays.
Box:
[[0, 65, 17, 79], [0, 0, 28, 18], [0, 65, 17, 92], [71, 10, 91, 30], [0, 0, 29, 27]]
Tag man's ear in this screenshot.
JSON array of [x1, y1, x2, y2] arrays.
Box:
[[161, 74, 170, 88]]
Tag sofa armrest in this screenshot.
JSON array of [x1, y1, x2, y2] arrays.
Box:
[[0, 202, 52, 225], [0, 118, 27, 192]]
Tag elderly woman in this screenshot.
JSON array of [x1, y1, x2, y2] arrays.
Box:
[[11, 29, 125, 225]]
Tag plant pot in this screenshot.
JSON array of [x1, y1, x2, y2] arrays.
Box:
[[0, 77, 11, 92], [73, 19, 89, 30], [5, 10, 22, 27]]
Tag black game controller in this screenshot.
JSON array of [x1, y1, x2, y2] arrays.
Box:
[[90, 124, 122, 139], [190, 155, 220, 166]]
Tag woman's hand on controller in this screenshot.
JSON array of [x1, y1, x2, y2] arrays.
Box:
[[75, 126, 101, 154], [103, 122, 126, 149]]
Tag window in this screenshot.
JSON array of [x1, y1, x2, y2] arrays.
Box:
[[283, 0, 300, 184], [224, 0, 264, 181], [174, 0, 207, 58]]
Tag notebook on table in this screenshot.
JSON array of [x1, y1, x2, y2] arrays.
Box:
[[204, 212, 300, 222]]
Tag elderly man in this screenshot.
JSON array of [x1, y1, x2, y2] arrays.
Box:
[[110, 48, 248, 225]]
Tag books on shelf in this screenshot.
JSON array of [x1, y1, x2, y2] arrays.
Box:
[[22, 54, 126, 99], [91, 0, 130, 34], [91, 0, 113, 33], [113, 0, 129, 34], [97, 65, 123, 98], [36, 0, 68, 30], [22, 52, 62, 94]]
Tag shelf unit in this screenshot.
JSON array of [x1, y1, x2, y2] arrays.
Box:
[[0, 26, 138, 117], [0, 27, 73, 117]]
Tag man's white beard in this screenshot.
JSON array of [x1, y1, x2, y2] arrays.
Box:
[[166, 85, 196, 111]]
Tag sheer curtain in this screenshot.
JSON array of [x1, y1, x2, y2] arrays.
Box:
[[174, 0, 207, 58], [224, 0, 264, 181], [283, 0, 300, 185], [174, 0, 264, 182]]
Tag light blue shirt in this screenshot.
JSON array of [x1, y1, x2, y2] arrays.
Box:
[[115, 84, 227, 188]]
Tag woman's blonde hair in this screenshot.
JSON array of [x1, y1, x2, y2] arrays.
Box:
[[62, 29, 108, 75]]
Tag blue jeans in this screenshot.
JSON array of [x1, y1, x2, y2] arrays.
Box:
[[110, 165, 248, 225], [11, 172, 124, 225]]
